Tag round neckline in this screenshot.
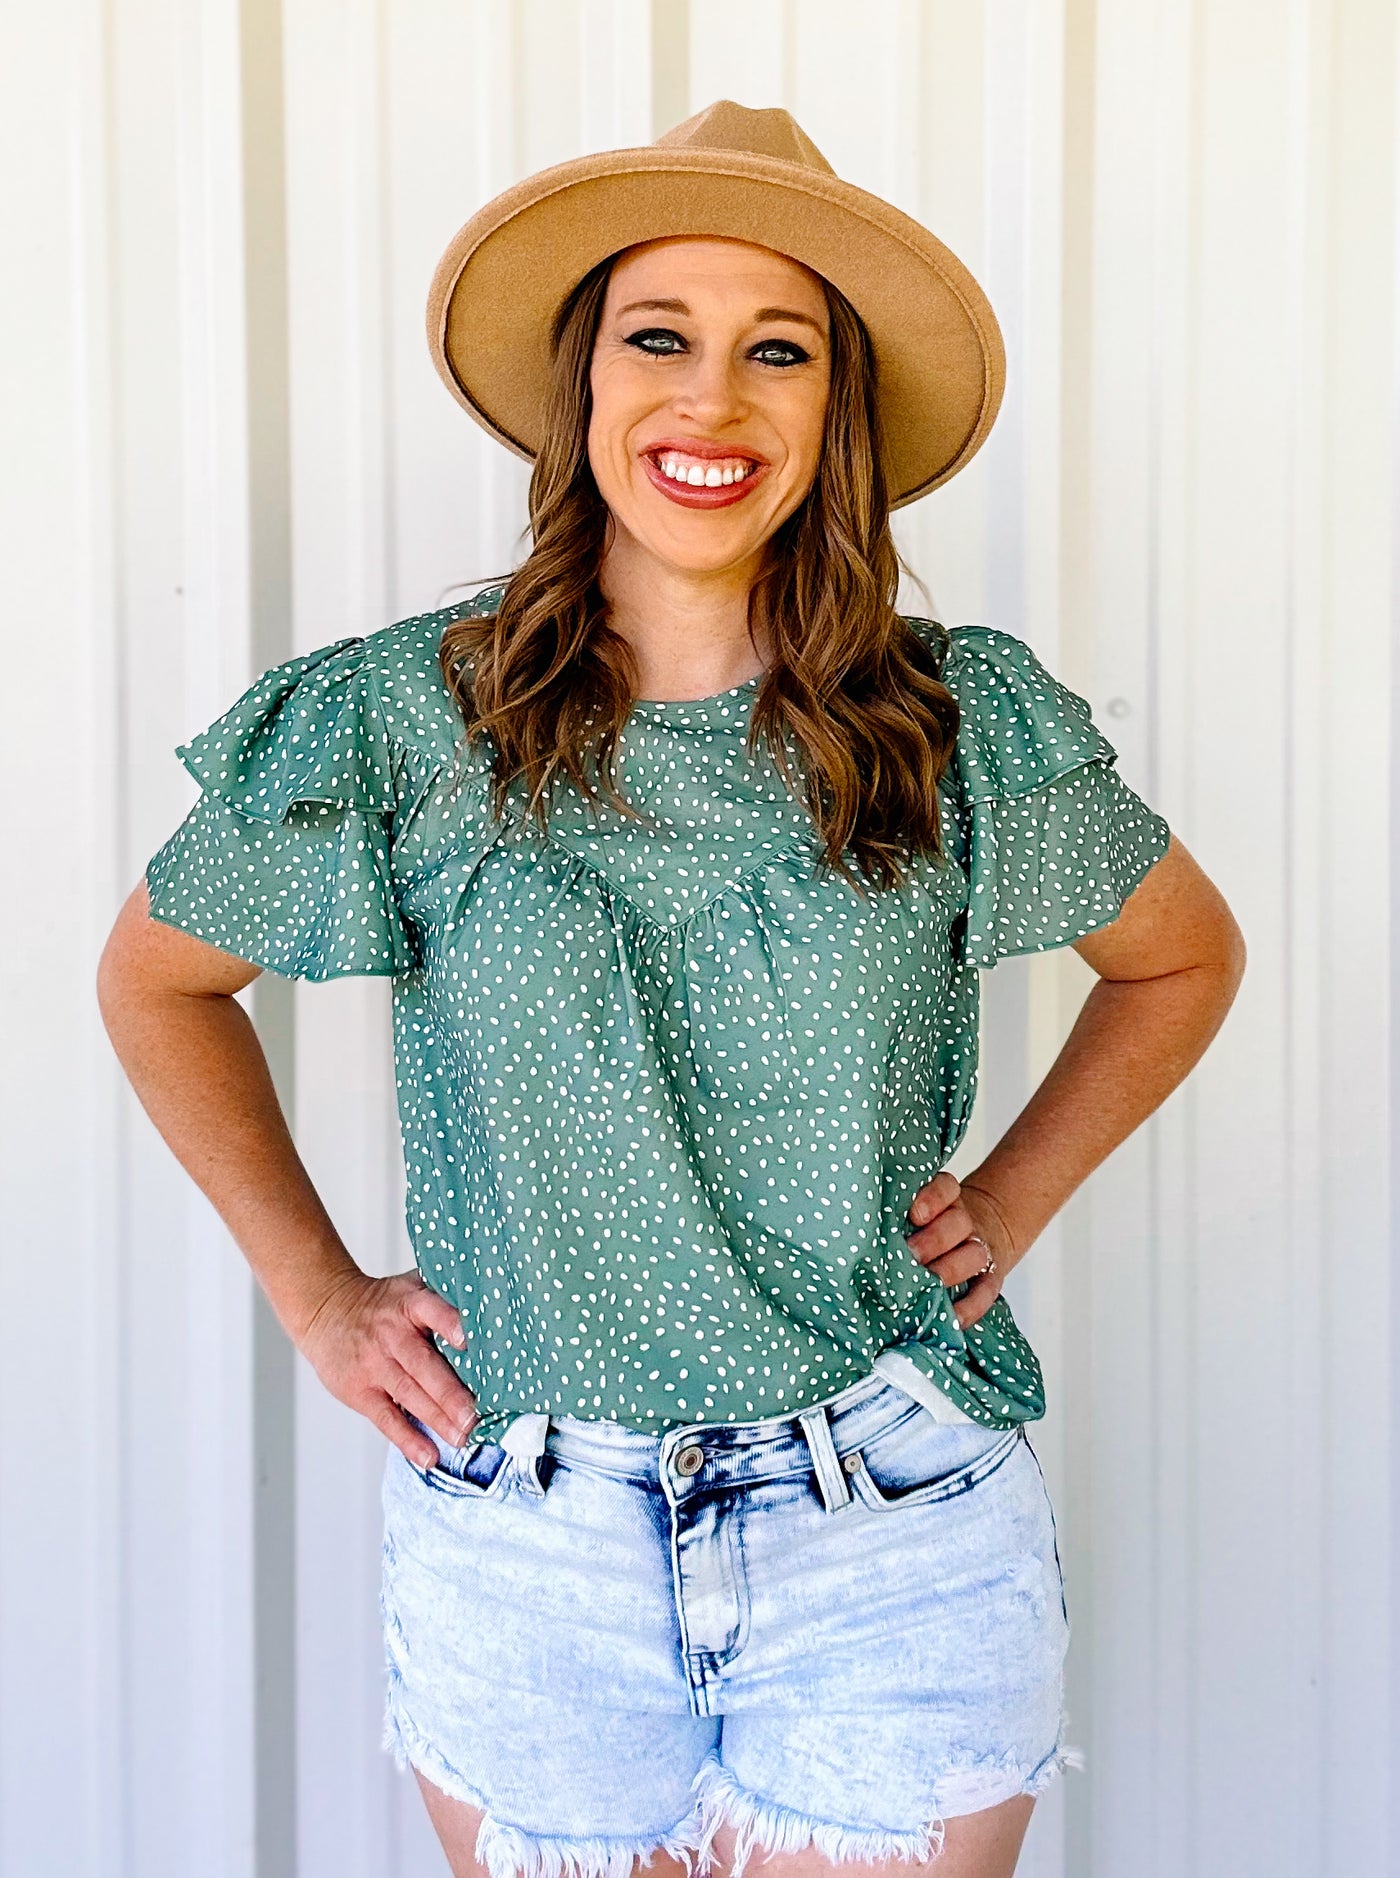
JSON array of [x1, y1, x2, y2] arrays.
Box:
[[628, 671, 763, 729]]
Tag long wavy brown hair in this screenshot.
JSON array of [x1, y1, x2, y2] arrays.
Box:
[[438, 250, 961, 896]]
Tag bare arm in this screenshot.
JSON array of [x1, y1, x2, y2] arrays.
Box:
[[96, 880, 480, 1465], [904, 833, 1247, 1324]]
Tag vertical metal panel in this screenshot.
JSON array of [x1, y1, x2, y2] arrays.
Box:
[[892, 1, 992, 629], [687, 4, 787, 109], [1279, 3, 1333, 1865], [576, 0, 654, 153], [651, 0, 691, 135], [1312, 2, 1395, 1866], [1050, 47, 1104, 1850], [1, 0, 269, 1871], [0, 5, 125, 1872], [1076, 2, 1182, 1867], [1075, 2, 1394, 1874], [238, 0, 301, 1863], [170, 0, 269, 1867], [106, 55, 214, 1870], [1170, 5, 1304, 1870], [1392, 8, 1400, 1868]]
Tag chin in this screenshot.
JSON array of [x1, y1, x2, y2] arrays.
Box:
[[643, 531, 768, 578], [635, 502, 778, 571]]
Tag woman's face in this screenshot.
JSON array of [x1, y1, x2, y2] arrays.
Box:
[[587, 236, 832, 579]]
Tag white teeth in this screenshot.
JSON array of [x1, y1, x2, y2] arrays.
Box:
[[653, 452, 756, 486]]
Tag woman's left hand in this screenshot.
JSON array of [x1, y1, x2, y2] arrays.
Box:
[[903, 1170, 1019, 1331]]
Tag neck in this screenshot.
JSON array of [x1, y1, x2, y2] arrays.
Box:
[[599, 528, 771, 702]]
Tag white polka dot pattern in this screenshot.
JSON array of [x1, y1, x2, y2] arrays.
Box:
[[940, 625, 1173, 968], [144, 591, 1170, 1444]]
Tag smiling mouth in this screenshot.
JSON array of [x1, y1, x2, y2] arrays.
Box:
[[641, 445, 768, 508]]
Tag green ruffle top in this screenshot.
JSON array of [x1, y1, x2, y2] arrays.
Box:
[[145, 591, 1170, 1443]]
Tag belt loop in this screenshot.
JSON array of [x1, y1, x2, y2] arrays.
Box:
[[797, 1405, 852, 1514], [500, 1411, 552, 1496]]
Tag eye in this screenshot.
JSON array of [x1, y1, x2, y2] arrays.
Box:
[[749, 339, 811, 367], [624, 328, 687, 357]]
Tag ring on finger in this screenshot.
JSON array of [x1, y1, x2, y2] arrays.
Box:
[[966, 1232, 997, 1279]]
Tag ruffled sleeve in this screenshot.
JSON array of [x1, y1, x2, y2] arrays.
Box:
[[941, 625, 1171, 969], [144, 637, 416, 980]]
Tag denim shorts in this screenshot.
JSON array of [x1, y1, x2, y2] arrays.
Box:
[[379, 1367, 1083, 1878]]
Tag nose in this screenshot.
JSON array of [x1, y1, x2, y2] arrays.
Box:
[[672, 346, 750, 432]]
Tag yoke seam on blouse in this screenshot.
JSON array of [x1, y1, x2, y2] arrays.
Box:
[[538, 831, 820, 937]]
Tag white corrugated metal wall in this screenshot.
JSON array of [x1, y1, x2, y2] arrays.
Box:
[[3, 2, 1394, 1873]]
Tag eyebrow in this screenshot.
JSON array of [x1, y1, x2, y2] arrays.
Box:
[[753, 305, 825, 335], [616, 297, 826, 336]]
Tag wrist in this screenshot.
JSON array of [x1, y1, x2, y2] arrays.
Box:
[[269, 1247, 366, 1349], [957, 1175, 1026, 1261]]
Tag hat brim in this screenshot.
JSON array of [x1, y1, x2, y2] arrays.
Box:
[[427, 147, 1005, 511]]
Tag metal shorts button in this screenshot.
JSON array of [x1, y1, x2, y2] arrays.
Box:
[[674, 1444, 705, 1477], [842, 1450, 862, 1475]]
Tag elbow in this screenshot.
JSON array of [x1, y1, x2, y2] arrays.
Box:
[[96, 879, 154, 1040], [96, 912, 134, 1042], [1230, 922, 1248, 985], [1216, 910, 1248, 1003]]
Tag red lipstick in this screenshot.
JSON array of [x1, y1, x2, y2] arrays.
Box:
[[640, 439, 769, 511]]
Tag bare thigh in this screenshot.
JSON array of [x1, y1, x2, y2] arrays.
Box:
[[415, 1770, 1036, 1878]]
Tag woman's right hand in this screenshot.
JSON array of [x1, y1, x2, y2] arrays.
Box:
[[295, 1268, 480, 1469]]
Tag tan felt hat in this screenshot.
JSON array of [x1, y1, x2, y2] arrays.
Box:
[[426, 101, 1006, 511]]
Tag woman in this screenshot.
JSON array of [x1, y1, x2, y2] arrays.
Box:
[[98, 104, 1245, 1878]]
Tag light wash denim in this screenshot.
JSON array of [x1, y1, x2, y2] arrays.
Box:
[[380, 1369, 1083, 1878]]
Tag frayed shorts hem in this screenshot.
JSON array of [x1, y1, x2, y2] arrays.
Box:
[[691, 1753, 944, 1873], [385, 1681, 1087, 1878], [688, 1733, 1086, 1878], [383, 1685, 709, 1878]]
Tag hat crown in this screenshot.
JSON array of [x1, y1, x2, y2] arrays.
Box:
[[653, 100, 836, 177]]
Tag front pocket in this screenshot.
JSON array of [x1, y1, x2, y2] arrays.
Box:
[[408, 1441, 510, 1500], [846, 1414, 1022, 1512]]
